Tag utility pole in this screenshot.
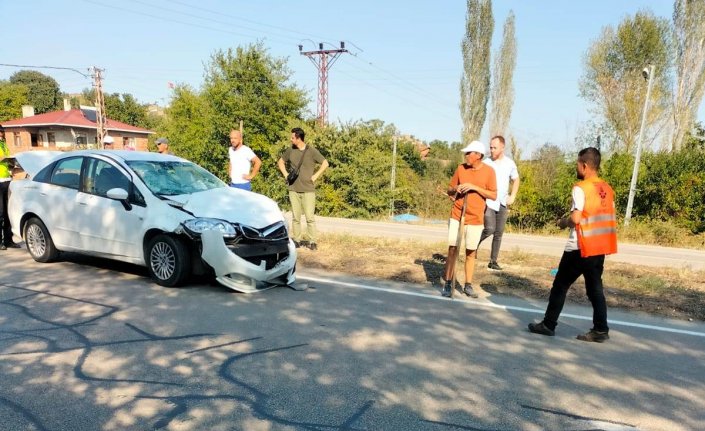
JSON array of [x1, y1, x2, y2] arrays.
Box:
[[299, 42, 348, 127], [390, 135, 398, 218], [91, 66, 107, 148], [624, 64, 655, 226]]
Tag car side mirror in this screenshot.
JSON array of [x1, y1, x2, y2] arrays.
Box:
[[106, 188, 132, 211]]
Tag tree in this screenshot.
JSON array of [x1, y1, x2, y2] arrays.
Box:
[[580, 11, 673, 153], [104, 93, 150, 128], [162, 85, 217, 173], [0, 80, 30, 121], [671, 0, 705, 151], [573, 119, 619, 154], [9, 70, 61, 114], [489, 10, 517, 137], [460, 0, 494, 143], [163, 43, 307, 195], [203, 43, 307, 152], [683, 121, 705, 150]]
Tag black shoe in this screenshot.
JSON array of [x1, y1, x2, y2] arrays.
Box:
[[5, 242, 21, 249], [441, 280, 452, 297], [528, 321, 555, 336], [576, 329, 609, 343], [307, 242, 317, 251], [487, 261, 502, 271], [463, 283, 478, 298], [0, 244, 5, 251]]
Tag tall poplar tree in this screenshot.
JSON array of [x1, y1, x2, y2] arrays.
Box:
[[460, 0, 494, 143], [489, 10, 517, 138], [672, 0, 705, 151]]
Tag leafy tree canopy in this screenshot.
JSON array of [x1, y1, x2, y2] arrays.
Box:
[[0, 80, 30, 121], [580, 11, 673, 153], [9, 70, 62, 114]]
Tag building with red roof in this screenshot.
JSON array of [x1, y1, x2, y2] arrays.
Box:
[[0, 103, 154, 155]]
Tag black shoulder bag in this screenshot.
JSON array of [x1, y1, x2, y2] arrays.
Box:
[[286, 146, 309, 185]]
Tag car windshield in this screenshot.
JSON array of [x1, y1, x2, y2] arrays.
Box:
[[127, 160, 226, 196]]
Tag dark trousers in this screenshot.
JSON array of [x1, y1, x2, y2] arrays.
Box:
[[479, 205, 509, 262], [0, 181, 12, 246], [542, 250, 609, 333]]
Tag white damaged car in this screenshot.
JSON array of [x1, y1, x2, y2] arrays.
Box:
[[7, 150, 298, 293]]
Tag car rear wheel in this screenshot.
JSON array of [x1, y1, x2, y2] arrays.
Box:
[[24, 217, 59, 263], [146, 234, 191, 287]]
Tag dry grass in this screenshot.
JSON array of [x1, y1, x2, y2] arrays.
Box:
[[505, 220, 705, 250], [298, 233, 705, 322]]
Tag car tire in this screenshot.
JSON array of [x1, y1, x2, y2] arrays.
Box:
[[146, 234, 191, 287], [24, 217, 59, 263]]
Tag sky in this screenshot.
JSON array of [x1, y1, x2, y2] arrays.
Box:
[[1, 0, 701, 154]]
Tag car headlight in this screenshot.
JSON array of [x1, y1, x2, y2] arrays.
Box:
[[182, 218, 237, 238]]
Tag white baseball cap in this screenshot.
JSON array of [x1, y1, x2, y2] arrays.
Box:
[[103, 135, 114, 144], [460, 140, 485, 157]]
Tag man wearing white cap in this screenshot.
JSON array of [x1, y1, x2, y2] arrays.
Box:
[[441, 140, 497, 298], [103, 135, 114, 149]]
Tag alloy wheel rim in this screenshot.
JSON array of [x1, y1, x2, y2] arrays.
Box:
[[26, 224, 46, 258], [150, 242, 176, 280]]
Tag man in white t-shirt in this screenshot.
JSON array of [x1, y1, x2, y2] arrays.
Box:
[[228, 129, 261, 191], [478, 135, 520, 271]]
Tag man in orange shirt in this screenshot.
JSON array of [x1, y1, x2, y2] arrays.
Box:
[[442, 141, 497, 298]]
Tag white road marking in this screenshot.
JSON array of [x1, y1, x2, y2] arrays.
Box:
[[300, 275, 705, 338]]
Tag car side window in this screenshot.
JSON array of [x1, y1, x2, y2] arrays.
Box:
[[50, 157, 82, 189], [84, 158, 145, 206]]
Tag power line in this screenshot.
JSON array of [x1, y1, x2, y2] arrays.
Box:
[[341, 52, 456, 108], [331, 68, 458, 122], [0, 63, 91, 78], [80, 0, 291, 46], [168, 0, 336, 44]]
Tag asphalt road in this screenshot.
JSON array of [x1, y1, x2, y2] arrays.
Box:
[[2, 247, 704, 431], [313, 216, 705, 271]]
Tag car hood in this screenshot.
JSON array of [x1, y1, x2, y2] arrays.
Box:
[[9, 151, 64, 177], [176, 187, 284, 228]]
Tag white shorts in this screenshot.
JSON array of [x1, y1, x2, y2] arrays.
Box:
[[447, 219, 483, 250]]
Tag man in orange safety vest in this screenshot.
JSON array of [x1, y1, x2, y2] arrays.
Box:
[[528, 147, 617, 343]]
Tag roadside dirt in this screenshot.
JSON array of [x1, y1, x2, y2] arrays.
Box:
[[298, 233, 705, 322]]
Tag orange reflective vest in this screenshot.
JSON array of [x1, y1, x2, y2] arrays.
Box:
[[575, 176, 618, 258]]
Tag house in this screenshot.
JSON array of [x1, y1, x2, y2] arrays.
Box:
[[0, 101, 154, 155]]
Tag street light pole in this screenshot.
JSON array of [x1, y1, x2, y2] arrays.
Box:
[[624, 64, 655, 226], [390, 135, 397, 218]]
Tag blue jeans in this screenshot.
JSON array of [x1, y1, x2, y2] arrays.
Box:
[[230, 182, 251, 191]]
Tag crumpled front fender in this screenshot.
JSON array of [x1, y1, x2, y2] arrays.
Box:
[[200, 229, 296, 291]]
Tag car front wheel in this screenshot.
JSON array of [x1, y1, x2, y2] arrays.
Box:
[[146, 234, 191, 287], [24, 217, 59, 263]]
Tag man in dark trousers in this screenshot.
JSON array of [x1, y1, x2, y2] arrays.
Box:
[[478, 135, 520, 271], [528, 147, 617, 342], [0, 129, 19, 250]]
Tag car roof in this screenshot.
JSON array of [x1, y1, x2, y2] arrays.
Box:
[[11, 150, 184, 177], [67, 150, 183, 162]]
